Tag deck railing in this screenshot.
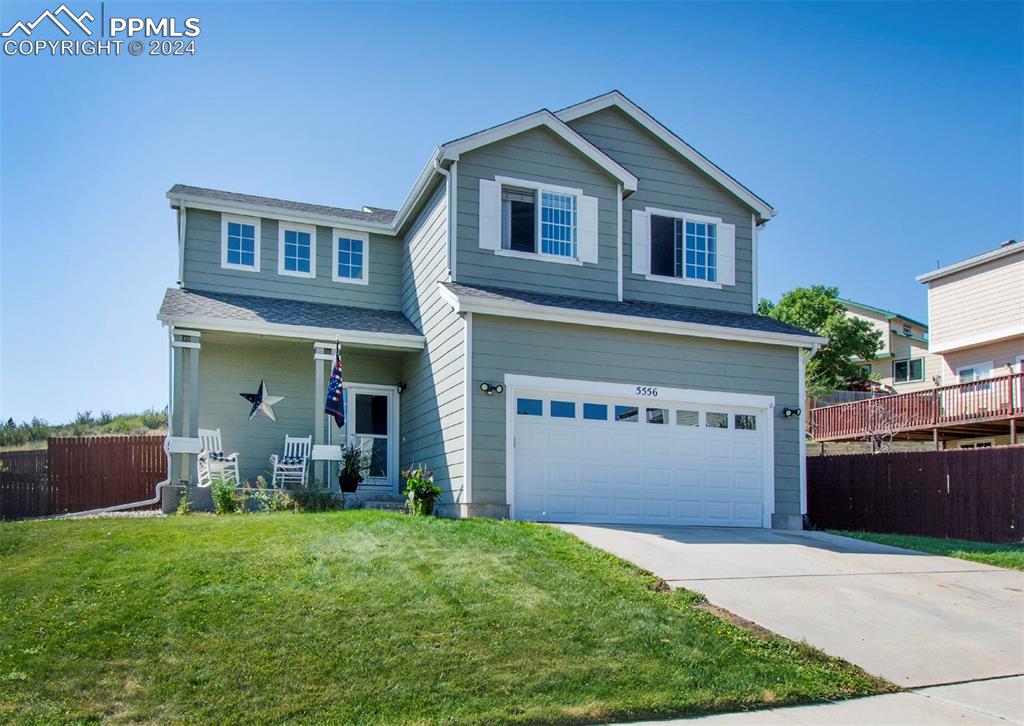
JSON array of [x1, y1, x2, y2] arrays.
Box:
[[809, 372, 1024, 441]]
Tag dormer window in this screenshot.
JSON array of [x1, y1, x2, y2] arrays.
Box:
[[332, 230, 369, 285], [278, 223, 316, 278], [220, 214, 261, 271], [478, 176, 598, 265], [902, 324, 911, 336]]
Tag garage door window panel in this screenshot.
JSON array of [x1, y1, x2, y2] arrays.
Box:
[[646, 408, 669, 424], [735, 414, 757, 431], [676, 409, 699, 427], [706, 412, 729, 429], [583, 403, 608, 421], [615, 405, 639, 422], [517, 398, 543, 416], [550, 401, 576, 419]]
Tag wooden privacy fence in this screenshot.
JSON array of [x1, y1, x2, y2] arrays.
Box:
[[0, 436, 166, 519], [0, 449, 49, 519], [807, 446, 1024, 543]]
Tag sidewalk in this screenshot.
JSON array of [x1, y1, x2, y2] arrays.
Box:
[[628, 676, 1024, 725]]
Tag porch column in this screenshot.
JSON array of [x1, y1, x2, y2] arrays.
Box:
[[313, 342, 337, 489], [170, 329, 201, 483]]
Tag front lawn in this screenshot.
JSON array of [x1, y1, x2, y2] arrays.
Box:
[[833, 531, 1024, 572], [1, 512, 890, 724]]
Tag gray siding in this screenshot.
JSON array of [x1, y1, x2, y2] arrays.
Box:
[[455, 126, 620, 301], [399, 184, 466, 506], [195, 332, 402, 484], [470, 316, 802, 516], [568, 107, 756, 314], [182, 208, 402, 310]]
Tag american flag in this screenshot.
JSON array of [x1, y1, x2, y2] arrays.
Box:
[[324, 347, 345, 428]]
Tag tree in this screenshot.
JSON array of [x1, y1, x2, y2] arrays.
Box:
[[759, 285, 883, 398]]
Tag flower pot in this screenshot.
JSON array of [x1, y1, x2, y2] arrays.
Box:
[[339, 472, 363, 493]]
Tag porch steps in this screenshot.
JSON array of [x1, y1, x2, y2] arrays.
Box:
[[363, 500, 406, 512], [342, 492, 406, 512]]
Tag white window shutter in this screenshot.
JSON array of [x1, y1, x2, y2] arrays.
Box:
[[717, 222, 736, 286], [631, 210, 650, 275], [577, 195, 599, 263], [478, 178, 502, 250]]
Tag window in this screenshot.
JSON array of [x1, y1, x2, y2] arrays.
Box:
[[333, 231, 368, 285], [646, 407, 668, 424], [735, 414, 757, 431], [676, 410, 699, 427], [706, 412, 728, 429], [860, 364, 873, 377], [649, 214, 716, 282], [893, 358, 924, 383], [278, 223, 316, 278], [550, 401, 576, 418], [902, 324, 912, 336], [959, 440, 994, 449], [516, 398, 543, 416], [220, 214, 261, 271], [499, 181, 578, 259], [583, 403, 608, 421], [614, 405, 639, 422]]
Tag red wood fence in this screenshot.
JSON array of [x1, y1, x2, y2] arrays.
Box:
[[0, 436, 166, 519], [807, 446, 1024, 543]]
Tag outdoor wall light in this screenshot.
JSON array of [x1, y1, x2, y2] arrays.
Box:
[[397, 382, 408, 394], [479, 382, 504, 395], [782, 407, 801, 419]]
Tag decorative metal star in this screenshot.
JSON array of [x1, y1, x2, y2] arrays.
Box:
[[239, 380, 285, 421]]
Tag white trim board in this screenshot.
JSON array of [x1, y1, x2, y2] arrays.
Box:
[[157, 314, 425, 351], [502, 373, 776, 528], [441, 111, 638, 192], [929, 324, 1024, 353], [437, 283, 825, 349], [556, 91, 775, 222], [916, 241, 1023, 283]]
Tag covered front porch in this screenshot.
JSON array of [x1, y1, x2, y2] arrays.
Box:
[[158, 288, 425, 507]]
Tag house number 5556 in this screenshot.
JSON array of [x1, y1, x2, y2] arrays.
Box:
[[635, 386, 659, 397]]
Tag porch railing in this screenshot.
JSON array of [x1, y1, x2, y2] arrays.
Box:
[[809, 371, 1024, 441]]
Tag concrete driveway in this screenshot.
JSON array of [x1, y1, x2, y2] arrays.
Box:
[[558, 525, 1024, 690]]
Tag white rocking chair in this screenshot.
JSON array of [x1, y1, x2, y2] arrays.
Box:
[[198, 428, 240, 488], [270, 435, 312, 489]]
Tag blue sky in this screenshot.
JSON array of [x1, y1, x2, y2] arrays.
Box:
[[1, 1, 1021, 422]]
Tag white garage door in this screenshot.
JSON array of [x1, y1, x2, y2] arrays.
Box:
[[510, 380, 772, 527]]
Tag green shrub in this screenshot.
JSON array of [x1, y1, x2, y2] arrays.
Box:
[[289, 482, 340, 512], [211, 480, 245, 515], [245, 485, 294, 513], [175, 491, 192, 516], [402, 465, 441, 516]]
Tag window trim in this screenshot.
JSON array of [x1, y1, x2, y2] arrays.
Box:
[[494, 175, 582, 263], [956, 361, 994, 384], [331, 229, 369, 285], [643, 206, 723, 289], [220, 213, 261, 272], [277, 222, 317, 279], [892, 356, 925, 384]]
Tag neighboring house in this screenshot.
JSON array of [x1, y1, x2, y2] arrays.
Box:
[[916, 239, 1024, 447], [840, 299, 937, 392], [157, 91, 822, 529], [810, 240, 1023, 448]]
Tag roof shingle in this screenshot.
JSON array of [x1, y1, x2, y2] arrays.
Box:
[[168, 184, 397, 225], [440, 282, 818, 339]]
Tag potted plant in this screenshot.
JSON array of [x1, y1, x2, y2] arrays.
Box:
[[401, 464, 441, 516], [338, 443, 369, 493]]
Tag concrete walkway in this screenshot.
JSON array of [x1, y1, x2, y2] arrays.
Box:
[[634, 676, 1024, 724], [556, 525, 1024, 721]]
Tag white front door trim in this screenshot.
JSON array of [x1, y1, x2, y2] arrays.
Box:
[[344, 382, 400, 493], [503, 374, 776, 527]]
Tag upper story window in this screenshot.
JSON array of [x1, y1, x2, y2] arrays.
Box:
[[902, 324, 912, 336], [479, 176, 598, 265], [892, 357, 924, 383], [632, 207, 735, 288], [332, 230, 369, 285], [220, 214, 261, 271], [278, 223, 316, 278]]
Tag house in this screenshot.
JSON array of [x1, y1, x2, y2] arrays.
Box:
[[839, 299, 938, 392], [157, 91, 823, 528], [810, 240, 1023, 448], [916, 239, 1024, 447]]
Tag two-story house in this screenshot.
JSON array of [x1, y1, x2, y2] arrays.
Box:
[[157, 91, 822, 529], [840, 299, 937, 392]]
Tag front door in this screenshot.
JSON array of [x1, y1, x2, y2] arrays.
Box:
[[346, 385, 397, 492]]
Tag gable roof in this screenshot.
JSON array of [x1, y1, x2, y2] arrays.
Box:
[[556, 91, 775, 223], [168, 184, 397, 225], [916, 239, 1023, 283], [438, 109, 639, 192], [839, 298, 928, 330]]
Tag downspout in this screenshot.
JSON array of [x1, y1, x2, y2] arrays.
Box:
[[432, 159, 453, 281], [177, 201, 187, 287]]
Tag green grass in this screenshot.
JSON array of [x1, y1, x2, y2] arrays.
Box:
[[0, 512, 891, 724], [833, 531, 1024, 572]]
